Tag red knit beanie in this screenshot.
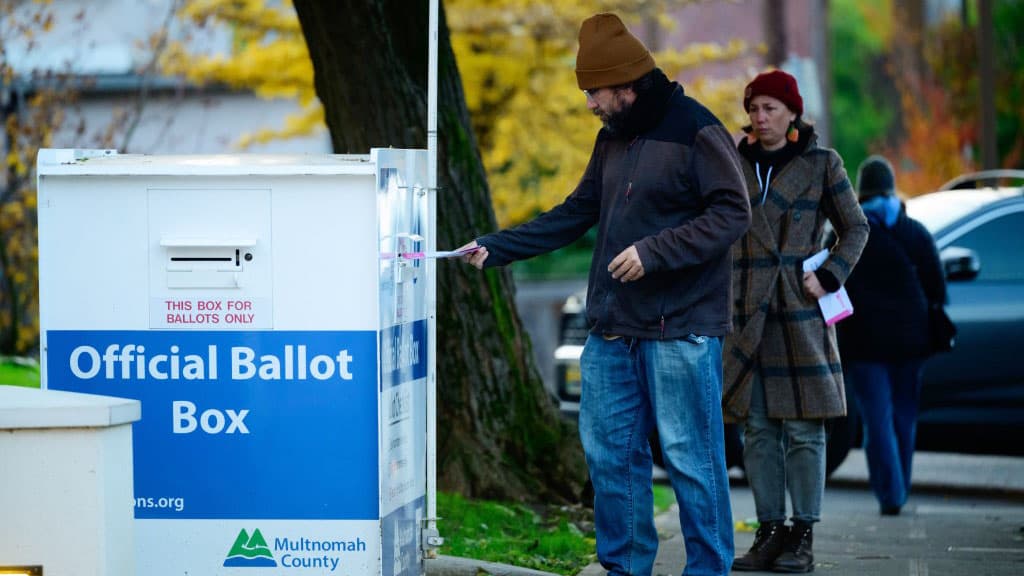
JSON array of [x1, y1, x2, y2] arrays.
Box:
[[743, 70, 803, 115], [575, 13, 655, 90]]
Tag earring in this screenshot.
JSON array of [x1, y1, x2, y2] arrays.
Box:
[[746, 132, 758, 145], [787, 123, 799, 143]]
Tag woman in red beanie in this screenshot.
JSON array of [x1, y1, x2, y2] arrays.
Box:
[[723, 70, 869, 573]]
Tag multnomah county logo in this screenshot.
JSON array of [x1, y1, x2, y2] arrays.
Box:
[[224, 528, 277, 567]]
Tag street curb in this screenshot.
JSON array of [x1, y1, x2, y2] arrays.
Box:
[[425, 555, 562, 576]]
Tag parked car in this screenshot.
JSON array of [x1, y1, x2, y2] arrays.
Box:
[[553, 171, 1024, 475], [553, 290, 587, 415]]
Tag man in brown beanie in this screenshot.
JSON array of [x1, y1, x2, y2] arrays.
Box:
[[459, 14, 750, 574]]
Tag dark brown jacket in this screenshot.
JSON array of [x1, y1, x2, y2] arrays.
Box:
[[723, 130, 868, 421], [479, 81, 751, 339]]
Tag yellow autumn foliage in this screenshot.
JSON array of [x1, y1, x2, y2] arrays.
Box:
[[448, 0, 752, 226], [1, 0, 93, 354], [163, 0, 322, 146], [166, 0, 750, 227]]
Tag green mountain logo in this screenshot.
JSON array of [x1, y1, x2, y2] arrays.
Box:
[[223, 528, 277, 567]]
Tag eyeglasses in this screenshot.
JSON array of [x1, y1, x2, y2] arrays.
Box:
[[583, 87, 616, 101]]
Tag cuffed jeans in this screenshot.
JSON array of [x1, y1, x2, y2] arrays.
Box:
[[847, 360, 924, 510], [742, 371, 826, 524], [579, 334, 733, 576]]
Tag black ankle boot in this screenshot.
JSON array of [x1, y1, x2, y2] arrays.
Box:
[[771, 520, 814, 573], [732, 520, 788, 571]]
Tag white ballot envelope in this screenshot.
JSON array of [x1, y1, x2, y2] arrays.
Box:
[[803, 249, 854, 326]]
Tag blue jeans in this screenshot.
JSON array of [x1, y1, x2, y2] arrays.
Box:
[[742, 371, 825, 524], [847, 360, 924, 510], [579, 334, 733, 576]]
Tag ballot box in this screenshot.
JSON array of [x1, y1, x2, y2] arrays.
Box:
[[37, 148, 433, 576]]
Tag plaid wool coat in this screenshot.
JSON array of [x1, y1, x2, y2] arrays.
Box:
[[723, 134, 868, 421]]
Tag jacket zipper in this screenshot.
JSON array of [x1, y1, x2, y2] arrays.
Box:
[[625, 136, 640, 203], [660, 316, 665, 339]]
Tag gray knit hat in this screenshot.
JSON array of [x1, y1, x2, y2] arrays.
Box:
[[856, 155, 896, 201]]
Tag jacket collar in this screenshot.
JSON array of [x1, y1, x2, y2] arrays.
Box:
[[607, 68, 675, 138], [737, 123, 814, 164], [743, 129, 819, 254]]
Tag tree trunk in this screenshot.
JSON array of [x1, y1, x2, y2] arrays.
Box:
[[892, 0, 926, 95], [763, 0, 786, 67], [292, 0, 586, 504]]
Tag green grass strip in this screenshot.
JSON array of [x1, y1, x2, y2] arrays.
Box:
[[437, 485, 676, 575], [436, 492, 596, 575], [0, 358, 40, 388]]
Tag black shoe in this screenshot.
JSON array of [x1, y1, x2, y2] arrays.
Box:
[[733, 521, 788, 571], [771, 520, 814, 573], [881, 505, 902, 516]]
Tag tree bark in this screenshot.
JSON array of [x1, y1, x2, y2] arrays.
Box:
[[292, 0, 586, 503]]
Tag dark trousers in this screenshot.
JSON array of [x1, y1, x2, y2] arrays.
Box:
[[847, 360, 925, 510]]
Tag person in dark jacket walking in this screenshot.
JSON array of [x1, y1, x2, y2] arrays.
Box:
[[837, 155, 947, 516], [724, 70, 869, 573], [459, 13, 751, 576]]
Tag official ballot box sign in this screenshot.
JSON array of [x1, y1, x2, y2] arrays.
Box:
[[37, 148, 432, 576]]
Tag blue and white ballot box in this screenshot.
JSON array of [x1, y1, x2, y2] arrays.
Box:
[[37, 148, 433, 576]]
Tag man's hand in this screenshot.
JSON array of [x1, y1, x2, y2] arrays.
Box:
[[609, 245, 645, 283], [802, 271, 826, 299], [458, 241, 489, 269]]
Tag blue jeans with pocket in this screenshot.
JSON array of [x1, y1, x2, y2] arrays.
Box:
[[847, 360, 924, 510], [579, 334, 733, 576]]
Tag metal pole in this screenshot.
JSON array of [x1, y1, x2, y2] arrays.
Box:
[[424, 0, 442, 559]]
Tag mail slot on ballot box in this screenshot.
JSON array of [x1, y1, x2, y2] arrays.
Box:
[[37, 148, 434, 576]]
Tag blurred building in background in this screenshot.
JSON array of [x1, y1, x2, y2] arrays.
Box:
[[654, 0, 830, 144], [1, 0, 329, 155]]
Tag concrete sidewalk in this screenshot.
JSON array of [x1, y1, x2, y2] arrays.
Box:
[[601, 450, 1024, 576], [828, 449, 1024, 497], [638, 483, 1024, 576], [428, 450, 1024, 576]]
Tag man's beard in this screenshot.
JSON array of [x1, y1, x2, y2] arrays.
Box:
[[597, 98, 635, 135]]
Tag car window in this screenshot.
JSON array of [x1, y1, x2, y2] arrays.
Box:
[[907, 190, 1015, 233], [949, 210, 1024, 281]]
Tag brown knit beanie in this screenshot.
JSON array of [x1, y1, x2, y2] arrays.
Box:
[[575, 13, 655, 90]]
